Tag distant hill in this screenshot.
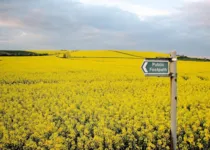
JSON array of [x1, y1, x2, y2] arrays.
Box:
[[0, 50, 48, 56], [1, 50, 209, 62], [63, 50, 169, 58]]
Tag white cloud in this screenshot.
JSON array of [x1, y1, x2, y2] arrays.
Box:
[[20, 31, 27, 37], [79, 0, 171, 20], [181, 0, 210, 28]]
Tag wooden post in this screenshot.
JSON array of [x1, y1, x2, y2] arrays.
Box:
[[170, 51, 177, 150]]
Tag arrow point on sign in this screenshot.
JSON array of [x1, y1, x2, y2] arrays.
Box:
[[142, 61, 148, 73]]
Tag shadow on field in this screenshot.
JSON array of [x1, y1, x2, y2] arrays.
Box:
[[109, 50, 145, 58]]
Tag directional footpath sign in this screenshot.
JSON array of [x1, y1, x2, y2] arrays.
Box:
[[141, 59, 170, 76], [140, 52, 177, 150]]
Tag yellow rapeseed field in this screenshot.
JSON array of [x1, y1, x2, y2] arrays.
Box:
[[0, 50, 210, 149]]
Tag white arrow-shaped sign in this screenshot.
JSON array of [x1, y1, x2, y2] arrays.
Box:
[[142, 61, 148, 73]]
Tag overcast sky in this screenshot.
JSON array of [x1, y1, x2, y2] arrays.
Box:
[[0, 0, 210, 56]]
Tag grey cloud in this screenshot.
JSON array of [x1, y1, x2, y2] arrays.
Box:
[[0, 27, 21, 41]]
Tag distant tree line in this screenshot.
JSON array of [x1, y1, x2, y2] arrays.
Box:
[[0, 50, 48, 56], [178, 55, 210, 62]]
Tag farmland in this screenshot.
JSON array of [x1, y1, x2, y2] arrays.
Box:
[[0, 50, 210, 149]]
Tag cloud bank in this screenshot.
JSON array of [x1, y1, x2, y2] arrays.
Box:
[[0, 0, 210, 56]]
